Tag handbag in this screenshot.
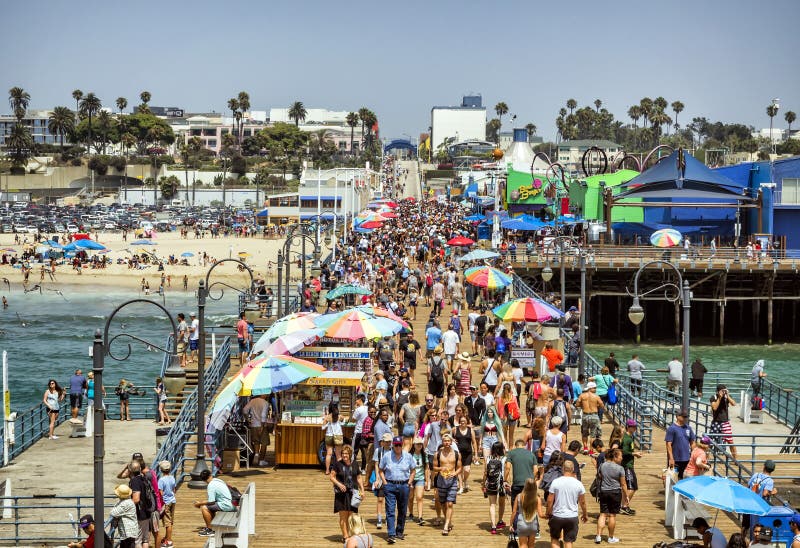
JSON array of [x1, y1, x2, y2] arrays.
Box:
[[350, 489, 363, 508], [607, 383, 618, 406]]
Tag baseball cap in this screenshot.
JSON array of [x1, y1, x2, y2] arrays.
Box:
[[759, 527, 773, 541], [764, 459, 776, 472], [790, 514, 800, 526], [131, 452, 144, 460], [625, 419, 637, 427], [568, 306, 578, 312], [451, 309, 458, 315], [392, 436, 403, 446], [413, 436, 424, 445], [78, 515, 94, 529], [700, 435, 712, 445], [586, 381, 597, 389], [190, 312, 196, 316], [469, 385, 478, 390], [381, 433, 393, 442]]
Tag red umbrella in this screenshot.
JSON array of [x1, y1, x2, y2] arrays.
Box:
[[360, 220, 384, 229], [447, 236, 475, 247], [404, 197, 417, 202], [381, 211, 398, 218]]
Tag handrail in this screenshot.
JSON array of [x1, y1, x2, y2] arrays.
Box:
[[153, 337, 232, 485], [505, 245, 796, 265], [0, 495, 118, 544]]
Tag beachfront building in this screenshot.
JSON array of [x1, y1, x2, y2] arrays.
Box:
[[430, 95, 487, 153], [0, 110, 71, 147], [269, 107, 366, 154], [556, 139, 622, 171]]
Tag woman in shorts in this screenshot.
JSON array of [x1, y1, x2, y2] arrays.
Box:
[[42, 379, 64, 439], [511, 478, 543, 547], [409, 437, 428, 524], [322, 406, 345, 475]]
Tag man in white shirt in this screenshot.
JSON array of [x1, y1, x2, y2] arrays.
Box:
[[350, 394, 369, 469], [189, 312, 200, 364], [467, 308, 480, 356], [660, 357, 684, 394], [546, 460, 588, 548], [441, 327, 460, 372]]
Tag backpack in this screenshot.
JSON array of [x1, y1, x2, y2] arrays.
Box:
[[552, 400, 568, 424], [607, 383, 618, 405], [137, 473, 158, 516], [227, 483, 242, 507], [540, 465, 563, 495], [485, 457, 504, 492], [505, 399, 521, 421], [430, 357, 444, 383]]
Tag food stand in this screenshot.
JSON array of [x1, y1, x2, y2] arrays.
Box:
[[274, 370, 366, 466]]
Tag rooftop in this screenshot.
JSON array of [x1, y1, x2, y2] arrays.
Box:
[[558, 139, 621, 149]]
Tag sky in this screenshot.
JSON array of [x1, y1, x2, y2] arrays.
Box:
[[2, 0, 799, 142]]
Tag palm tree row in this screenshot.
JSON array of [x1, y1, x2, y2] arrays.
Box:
[[6, 87, 34, 169]]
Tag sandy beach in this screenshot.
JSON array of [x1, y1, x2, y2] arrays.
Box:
[[0, 230, 330, 291]]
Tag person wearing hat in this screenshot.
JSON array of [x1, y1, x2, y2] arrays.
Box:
[[158, 461, 177, 547], [620, 419, 642, 515], [691, 517, 727, 548], [684, 435, 712, 477], [710, 383, 738, 461], [789, 514, 800, 547], [427, 345, 447, 404], [750, 526, 775, 548], [110, 485, 140, 548], [409, 436, 428, 525], [67, 514, 102, 548], [365, 431, 393, 530], [575, 381, 604, 455], [664, 408, 695, 479], [379, 436, 416, 544], [454, 352, 472, 398], [188, 312, 199, 364]]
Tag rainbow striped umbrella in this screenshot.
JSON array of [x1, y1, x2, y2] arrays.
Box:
[[251, 328, 323, 356], [314, 308, 404, 340], [650, 228, 683, 248], [263, 311, 320, 341], [207, 355, 325, 428], [353, 304, 411, 329], [492, 297, 564, 322], [464, 266, 513, 289]]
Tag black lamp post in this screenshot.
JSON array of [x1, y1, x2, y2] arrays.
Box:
[[280, 223, 321, 314], [93, 299, 183, 537], [188, 259, 254, 489], [627, 260, 691, 411]]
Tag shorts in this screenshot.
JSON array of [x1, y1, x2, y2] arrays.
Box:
[[403, 360, 416, 371], [689, 378, 703, 392], [599, 490, 622, 514], [427, 381, 444, 398], [548, 516, 579, 542], [630, 378, 642, 389], [481, 435, 498, 452], [325, 435, 344, 447], [249, 426, 268, 445], [402, 423, 416, 437], [189, 339, 199, 351], [238, 338, 247, 352], [69, 394, 83, 409], [436, 475, 458, 504], [176, 341, 186, 354], [503, 417, 518, 427], [581, 414, 602, 440], [161, 502, 175, 527], [425, 348, 434, 359], [413, 478, 425, 488], [624, 468, 638, 491], [150, 511, 160, 533], [710, 420, 734, 445], [476, 334, 485, 347], [206, 502, 222, 515], [137, 517, 152, 545]]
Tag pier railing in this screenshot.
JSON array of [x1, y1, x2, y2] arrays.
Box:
[[152, 337, 232, 485]]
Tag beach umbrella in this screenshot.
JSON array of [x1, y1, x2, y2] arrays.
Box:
[[326, 283, 373, 300], [353, 305, 411, 329], [359, 221, 384, 229], [181, 252, 194, 257], [131, 239, 157, 246], [447, 236, 475, 247], [73, 239, 107, 250], [314, 309, 404, 340], [672, 475, 771, 515], [464, 214, 486, 222], [238, 252, 250, 257], [40, 240, 62, 248], [650, 228, 683, 248], [263, 311, 320, 341], [457, 249, 500, 262], [501, 218, 546, 231], [464, 266, 513, 289], [251, 328, 323, 356], [207, 354, 325, 429], [1, 248, 16, 253], [380, 211, 398, 218], [492, 297, 564, 322]]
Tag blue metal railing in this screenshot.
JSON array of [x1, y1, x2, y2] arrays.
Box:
[[152, 337, 232, 485]]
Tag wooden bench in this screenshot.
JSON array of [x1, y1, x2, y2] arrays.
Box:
[[204, 482, 256, 548], [664, 471, 712, 540]]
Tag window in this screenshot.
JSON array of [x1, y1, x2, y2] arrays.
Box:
[[203, 129, 216, 136], [781, 178, 800, 204], [207, 139, 217, 147], [300, 199, 317, 208]]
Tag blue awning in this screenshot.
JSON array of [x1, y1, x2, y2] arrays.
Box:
[[299, 195, 342, 201], [256, 208, 269, 217], [465, 183, 479, 198], [300, 213, 338, 220]]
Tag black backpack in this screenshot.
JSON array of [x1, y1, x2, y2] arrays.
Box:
[[485, 458, 503, 492], [227, 483, 242, 507], [137, 473, 158, 515], [430, 357, 444, 383]]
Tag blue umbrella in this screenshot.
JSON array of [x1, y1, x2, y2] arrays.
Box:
[[464, 214, 486, 222], [181, 252, 194, 257], [73, 239, 107, 250], [672, 475, 771, 515], [131, 239, 157, 246]]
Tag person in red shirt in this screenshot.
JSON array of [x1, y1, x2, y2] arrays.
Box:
[[68, 514, 100, 548], [236, 312, 249, 365]]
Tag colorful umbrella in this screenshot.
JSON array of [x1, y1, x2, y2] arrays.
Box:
[[263, 311, 320, 341], [314, 309, 404, 340], [380, 211, 398, 218], [464, 266, 513, 289], [673, 475, 771, 515], [252, 328, 323, 356], [359, 221, 384, 229], [457, 249, 500, 262], [492, 297, 564, 322], [131, 239, 157, 246], [353, 305, 411, 329], [650, 228, 683, 248], [326, 283, 373, 300], [447, 236, 475, 247], [181, 252, 194, 257]]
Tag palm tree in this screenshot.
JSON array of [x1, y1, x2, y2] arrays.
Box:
[[594, 99, 602, 112], [360, 110, 378, 150], [95, 111, 114, 154], [79, 92, 102, 154], [8, 87, 31, 121], [48, 106, 75, 150], [767, 104, 780, 150], [5, 122, 33, 168], [289, 101, 307, 126], [139, 90, 151, 105], [237, 91, 250, 142], [121, 132, 136, 156], [671, 101, 685, 129], [227, 97, 240, 140], [525, 123, 537, 140], [494, 102, 509, 129], [346, 112, 359, 154], [566, 99, 577, 115], [628, 105, 641, 128], [653, 96, 668, 113], [639, 97, 653, 126], [72, 90, 83, 118], [785, 110, 796, 133], [116, 97, 127, 115], [184, 136, 204, 204]]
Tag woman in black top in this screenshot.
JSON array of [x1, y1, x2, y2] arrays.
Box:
[[330, 446, 365, 543], [454, 415, 477, 493]]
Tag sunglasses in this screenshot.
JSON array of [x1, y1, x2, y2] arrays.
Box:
[[425, 399, 433, 403]]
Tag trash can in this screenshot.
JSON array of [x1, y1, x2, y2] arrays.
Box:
[[751, 505, 799, 546], [156, 426, 171, 450]]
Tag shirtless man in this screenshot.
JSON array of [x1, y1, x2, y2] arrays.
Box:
[[576, 382, 605, 454], [433, 433, 462, 536]]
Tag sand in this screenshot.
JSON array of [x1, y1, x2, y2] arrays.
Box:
[[0, 230, 332, 291]]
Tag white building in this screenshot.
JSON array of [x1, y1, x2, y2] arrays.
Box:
[[269, 107, 350, 126], [430, 95, 486, 152], [556, 139, 622, 170]]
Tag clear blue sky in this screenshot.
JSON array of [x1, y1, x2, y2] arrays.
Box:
[[3, 0, 798, 141]]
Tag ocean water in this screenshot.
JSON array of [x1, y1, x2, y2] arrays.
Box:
[[586, 342, 798, 389], [0, 288, 239, 413]]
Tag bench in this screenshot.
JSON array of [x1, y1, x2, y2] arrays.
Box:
[[664, 471, 712, 540], [205, 482, 256, 548]]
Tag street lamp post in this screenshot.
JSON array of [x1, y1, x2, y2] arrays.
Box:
[[93, 300, 184, 535], [279, 224, 321, 314], [627, 261, 691, 411], [188, 259, 254, 489]]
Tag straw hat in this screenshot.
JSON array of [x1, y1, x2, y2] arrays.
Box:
[[114, 484, 132, 499], [433, 345, 443, 354], [459, 351, 471, 361]]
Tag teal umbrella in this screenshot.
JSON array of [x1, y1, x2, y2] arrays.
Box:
[[325, 283, 373, 300]]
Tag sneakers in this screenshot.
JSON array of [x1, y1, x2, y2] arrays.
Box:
[[608, 537, 620, 543], [490, 527, 497, 535], [457, 487, 463, 494], [49, 436, 59, 440], [160, 541, 174, 547], [258, 460, 269, 466], [620, 506, 635, 515], [198, 527, 215, 537], [376, 517, 383, 529], [583, 447, 590, 455], [395, 533, 405, 540], [496, 520, 506, 529], [596, 535, 602, 544], [387, 536, 395, 544]]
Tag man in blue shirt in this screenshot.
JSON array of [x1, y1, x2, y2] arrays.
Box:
[[379, 436, 415, 544], [425, 320, 442, 359], [664, 409, 695, 479], [68, 369, 87, 419]]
